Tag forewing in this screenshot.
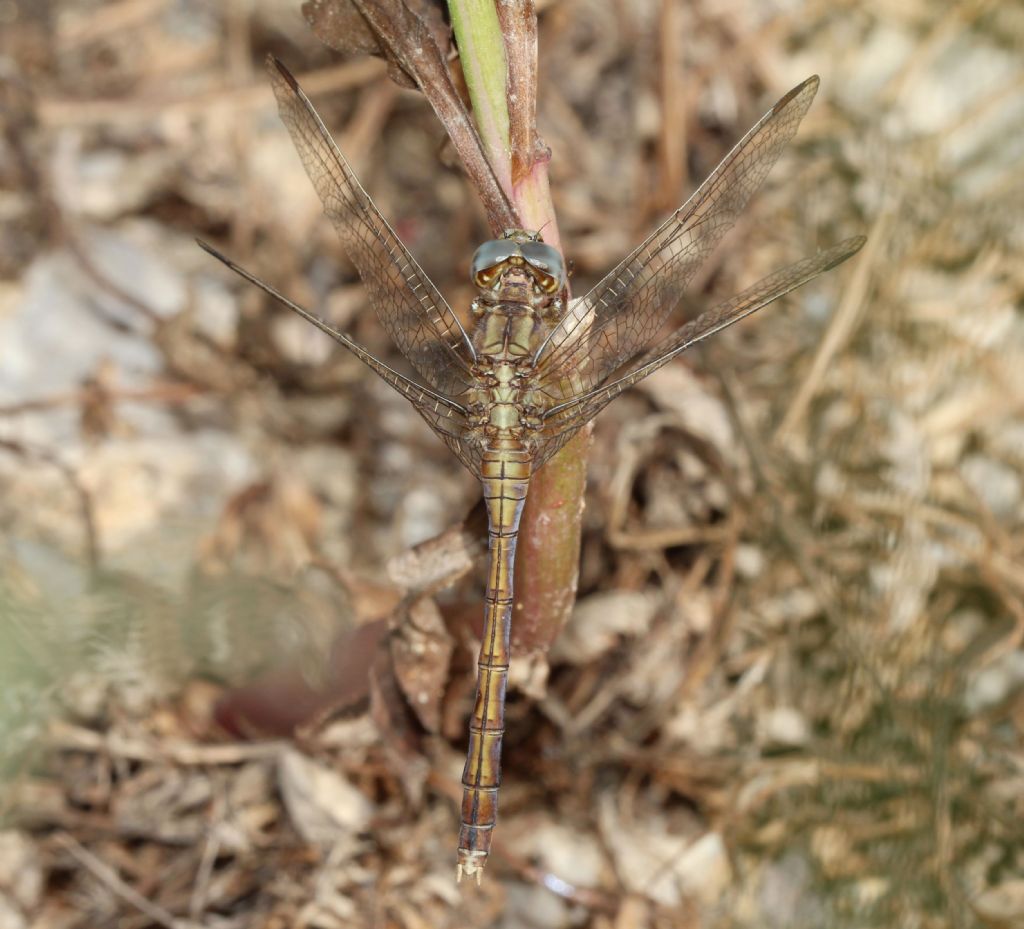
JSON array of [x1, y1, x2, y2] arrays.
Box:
[[533, 76, 821, 403], [530, 236, 866, 469], [268, 56, 476, 398], [196, 239, 482, 475]]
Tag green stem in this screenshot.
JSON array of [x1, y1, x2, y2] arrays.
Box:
[[448, 0, 512, 197]]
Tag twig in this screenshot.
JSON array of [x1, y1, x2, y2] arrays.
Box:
[[58, 0, 169, 47], [0, 381, 205, 418], [55, 832, 203, 929], [60, 223, 161, 326], [0, 438, 99, 569], [188, 817, 223, 921], [775, 208, 886, 440], [37, 59, 386, 128], [45, 719, 287, 765]]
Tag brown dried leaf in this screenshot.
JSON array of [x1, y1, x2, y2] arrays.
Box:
[[214, 620, 387, 738], [385, 520, 480, 595], [302, 0, 380, 55], [301, 0, 516, 231], [368, 645, 429, 806], [389, 596, 453, 732], [303, 0, 415, 88]]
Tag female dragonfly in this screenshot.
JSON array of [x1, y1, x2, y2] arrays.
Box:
[[199, 57, 864, 882]]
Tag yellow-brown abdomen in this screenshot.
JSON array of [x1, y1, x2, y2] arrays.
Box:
[[457, 444, 531, 882]]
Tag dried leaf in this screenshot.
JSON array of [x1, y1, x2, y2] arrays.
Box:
[[386, 520, 480, 595], [303, 0, 416, 88], [301, 0, 516, 231], [303, 0, 382, 55], [598, 794, 731, 908], [369, 646, 430, 807], [214, 620, 387, 738], [278, 747, 372, 846], [505, 818, 605, 887], [550, 589, 662, 664], [389, 596, 453, 733]]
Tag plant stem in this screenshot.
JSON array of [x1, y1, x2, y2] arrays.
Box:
[[449, 0, 590, 657], [448, 0, 512, 197]]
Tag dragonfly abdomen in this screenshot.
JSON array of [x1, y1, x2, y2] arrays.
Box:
[[457, 444, 531, 882]]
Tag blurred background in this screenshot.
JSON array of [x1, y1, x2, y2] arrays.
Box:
[[1, 1, 1022, 927]]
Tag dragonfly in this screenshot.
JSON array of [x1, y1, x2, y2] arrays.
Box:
[[198, 56, 865, 882]]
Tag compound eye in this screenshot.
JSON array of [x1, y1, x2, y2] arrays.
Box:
[[471, 239, 517, 283], [521, 242, 566, 290]]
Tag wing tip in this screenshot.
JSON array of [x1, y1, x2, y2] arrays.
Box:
[[266, 54, 299, 91], [195, 236, 218, 259], [825, 234, 868, 270], [195, 237, 236, 271], [775, 74, 820, 113]]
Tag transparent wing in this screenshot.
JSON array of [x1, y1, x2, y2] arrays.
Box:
[[196, 239, 483, 474], [529, 236, 866, 469], [267, 56, 477, 398], [532, 76, 821, 403]]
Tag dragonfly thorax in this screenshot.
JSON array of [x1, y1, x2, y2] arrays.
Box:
[[470, 302, 546, 363]]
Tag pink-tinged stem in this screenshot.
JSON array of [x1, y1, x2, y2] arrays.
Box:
[[449, 0, 588, 657]]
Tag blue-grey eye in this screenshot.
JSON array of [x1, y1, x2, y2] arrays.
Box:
[[471, 240, 518, 283], [520, 242, 563, 274], [521, 242, 566, 292]]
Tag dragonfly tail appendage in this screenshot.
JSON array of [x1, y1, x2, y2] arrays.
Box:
[[457, 449, 531, 883]]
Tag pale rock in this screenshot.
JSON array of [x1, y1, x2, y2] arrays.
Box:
[[551, 589, 661, 664], [972, 879, 1024, 927], [734, 543, 765, 579], [965, 650, 1024, 714], [0, 899, 26, 929], [278, 749, 372, 848], [961, 454, 1021, 520], [52, 142, 173, 220], [758, 706, 811, 750], [0, 832, 42, 910], [508, 820, 605, 888], [272, 311, 335, 367], [756, 851, 826, 929], [504, 884, 569, 929], [191, 276, 239, 349]]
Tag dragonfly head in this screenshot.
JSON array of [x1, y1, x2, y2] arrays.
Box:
[[471, 229, 566, 307]]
